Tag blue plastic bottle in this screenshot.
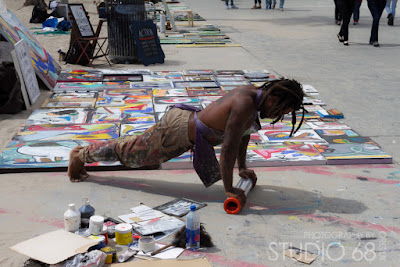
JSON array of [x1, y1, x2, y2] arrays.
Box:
[[185, 205, 200, 251], [79, 198, 95, 228]]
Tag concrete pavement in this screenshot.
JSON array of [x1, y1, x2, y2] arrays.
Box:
[[0, 0, 399, 266]]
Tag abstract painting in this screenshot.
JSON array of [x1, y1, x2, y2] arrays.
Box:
[[0, 8, 60, 89], [306, 121, 351, 130], [260, 130, 328, 144], [152, 89, 188, 97], [187, 90, 225, 97], [41, 98, 96, 108], [57, 70, 103, 82], [130, 81, 174, 89], [88, 107, 122, 123], [173, 81, 219, 88], [245, 144, 326, 167], [51, 92, 98, 99], [120, 123, 154, 136], [261, 120, 311, 131], [102, 89, 150, 96], [12, 123, 119, 141], [314, 144, 392, 164], [102, 74, 143, 82], [315, 129, 378, 145], [121, 111, 155, 124], [153, 96, 200, 105], [25, 108, 91, 125], [53, 82, 106, 92]]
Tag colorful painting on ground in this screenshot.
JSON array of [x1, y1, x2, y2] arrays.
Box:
[[187, 90, 225, 96], [120, 123, 154, 136], [314, 144, 392, 164], [41, 98, 96, 108], [88, 107, 123, 123], [153, 96, 200, 105], [0, 140, 122, 169], [260, 120, 311, 131], [315, 129, 378, 145], [102, 89, 150, 96], [25, 108, 91, 125], [12, 124, 119, 141], [51, 92, 98, 99], [121, 111, 155, 124], [0, 8, 60, 88], [54, 82, 106, 92], [152, 89, 188, 97], [102, 74, 143, 82], [306, 121, 351, 130], [245, 144, 326, 166], [260, 130, 328, 144], [57, 70, 103, 82]]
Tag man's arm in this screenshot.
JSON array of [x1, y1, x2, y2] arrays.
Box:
[[219, 100, 253, 203], [237, 134, 257, 188]]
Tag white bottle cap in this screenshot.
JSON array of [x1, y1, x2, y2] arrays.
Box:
[[90, 215, 104, 223]]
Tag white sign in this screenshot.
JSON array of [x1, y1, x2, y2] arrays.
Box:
[[69, 4, 94, 37], [13, 39, 40, 106]]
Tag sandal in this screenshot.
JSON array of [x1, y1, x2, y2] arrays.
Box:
[[337, 34, 344, 43]]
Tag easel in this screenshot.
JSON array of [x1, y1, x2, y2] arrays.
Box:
[[161, 0, 176, 32]]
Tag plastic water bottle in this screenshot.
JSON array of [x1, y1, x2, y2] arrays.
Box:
[[186, 205, 200, 251], [64, 204, 81, 232], [79, 198, 95, 228]]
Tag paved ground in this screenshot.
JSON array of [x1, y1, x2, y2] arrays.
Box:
[[0, 0, 399, 266]]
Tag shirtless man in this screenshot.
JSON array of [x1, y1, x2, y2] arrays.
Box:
[[68, 79, 305, 206]]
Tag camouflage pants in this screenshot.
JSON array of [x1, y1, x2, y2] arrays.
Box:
[[78, 108, 194, 168]]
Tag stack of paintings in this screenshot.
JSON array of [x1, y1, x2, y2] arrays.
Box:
[[0, 69, 392, 172]]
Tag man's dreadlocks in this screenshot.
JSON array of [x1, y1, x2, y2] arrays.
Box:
[[257, 79, 306, 137]]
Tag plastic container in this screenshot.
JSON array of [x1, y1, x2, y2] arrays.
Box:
[[88, 235, 106, 251], [79, 198, 95, 228], [64, 204, 81, 232], [89, 215, 105, 235], [224, 178, 253, 214], [115, 223, 133, 245], [185, 205, 200, 251]]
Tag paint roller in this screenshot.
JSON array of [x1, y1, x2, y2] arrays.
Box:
[[223, 178, 253, 214]]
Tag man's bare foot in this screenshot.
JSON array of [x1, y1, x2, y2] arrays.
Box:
[[68, 146, 89, 182]]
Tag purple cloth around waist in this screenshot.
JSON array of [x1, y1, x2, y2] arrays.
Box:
[[171, 103, 221, 187]]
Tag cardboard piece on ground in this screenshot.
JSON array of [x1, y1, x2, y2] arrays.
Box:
[[115, 258, 212, 267], [285, 247, 318, 264], [10, 229, 99, 265]]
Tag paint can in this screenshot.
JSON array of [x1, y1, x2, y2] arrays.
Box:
[[101, 225, 108, 245], [89, 215, 104, 235], [115, 223, 133, 245], [88, 235, 106, 251], [100, 246, 117, 263], [138, 236, 156, 253]]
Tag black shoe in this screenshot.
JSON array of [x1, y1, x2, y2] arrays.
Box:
[[337, 33, 344, 42], [388, 16, 394, 26], [372, 41, 380, 47], [343, 41, 349, 46]]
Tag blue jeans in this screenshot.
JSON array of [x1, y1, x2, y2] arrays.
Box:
[[367, 0, 386, 42], [353, 1, 363, 21], [386, 0, 398, 17], [225, 0, 234, 5], [279, 0, 285, 8]]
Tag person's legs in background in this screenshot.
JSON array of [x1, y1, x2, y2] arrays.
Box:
[[386, 0, 398, 25], [272, 0, 276, 8], [353, 0, 362, 24], [337, 0, 355, 45], [334, 0, 343, 24], [368, 0, 386, 45], [279, 0, 285, 10]]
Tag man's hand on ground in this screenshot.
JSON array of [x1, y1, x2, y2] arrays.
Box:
[[225, 187, 246, 207], [239, 168, 257, 189]]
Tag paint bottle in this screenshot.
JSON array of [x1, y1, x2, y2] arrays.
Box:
[[64, 204, 81, 232], [79, 198, 95, 228], [185, 205, 200, 251], [115, 223, 133, 245]]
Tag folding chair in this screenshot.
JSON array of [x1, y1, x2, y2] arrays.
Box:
[[68, 4, 111, 66]]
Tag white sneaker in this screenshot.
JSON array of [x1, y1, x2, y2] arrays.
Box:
[[231, 5, 239, 9], [226, 5, 230, 9]]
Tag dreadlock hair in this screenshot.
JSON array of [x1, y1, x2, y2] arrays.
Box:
[[257, 78, 306, 137]]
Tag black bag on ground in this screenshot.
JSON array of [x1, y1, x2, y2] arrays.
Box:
[[0, 62, 25, 114], [29, 5, 49, 23], [64, 40, 94, 66]]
